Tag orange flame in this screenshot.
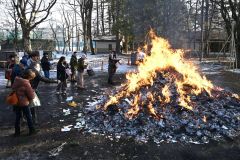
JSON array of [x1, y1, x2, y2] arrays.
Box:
[[103, 30, 213, 118]]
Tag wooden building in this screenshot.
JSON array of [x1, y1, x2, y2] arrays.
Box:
[[93, 36, 116, 53]]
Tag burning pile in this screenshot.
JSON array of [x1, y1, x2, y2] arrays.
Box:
[[81, 31, 240, 144]]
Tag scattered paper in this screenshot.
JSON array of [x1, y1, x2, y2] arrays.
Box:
[[63, 109, 71, 116], [49, 142, 67, 157], [68, 101, 77, 107], [66, 96, 73, 102], [61, 125, 73, 132]]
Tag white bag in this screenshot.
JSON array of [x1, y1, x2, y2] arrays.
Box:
[[66, 68, 71, 76], [29, 92, 41, 107]]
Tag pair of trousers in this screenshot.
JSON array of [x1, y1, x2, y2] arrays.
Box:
[[77, 72, 84, 88], [43, 70, 50, 78], [71, 69, 76, 81], [15, 106, 34, 134], [56, 80, 67, 92]]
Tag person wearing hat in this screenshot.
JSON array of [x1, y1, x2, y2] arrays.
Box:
[[11, 58, 25, 84], [77, 54, 87, 89], [27, 51, 40, 67], [41, 52, 51, 78]]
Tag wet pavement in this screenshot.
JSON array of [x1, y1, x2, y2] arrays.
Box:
[[0, 64, 240, 160]]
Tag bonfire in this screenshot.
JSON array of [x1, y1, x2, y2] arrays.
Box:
[[80, 31, 240, 144], [104, 30, 215, 117]]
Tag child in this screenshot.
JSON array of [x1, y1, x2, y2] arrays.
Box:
[[12, 69, 36, 136]]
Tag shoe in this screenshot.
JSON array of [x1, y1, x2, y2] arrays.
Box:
[[29, 128, 39, 136], [56, 91, 61, 95], [108, 82, 115, 85], [77, 86, 85, 90], [62, 91, 67, 95]]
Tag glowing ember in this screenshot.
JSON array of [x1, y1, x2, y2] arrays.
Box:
[[103, 30, 214, 119]]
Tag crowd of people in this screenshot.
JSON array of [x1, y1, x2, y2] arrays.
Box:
[[5, 50, 120, 137]]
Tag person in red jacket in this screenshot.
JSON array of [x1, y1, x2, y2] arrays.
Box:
[[12, 69, 36, 136]]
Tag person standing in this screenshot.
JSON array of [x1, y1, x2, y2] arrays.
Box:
[[112, 50, 117, 59], [56, 56, 68, 94], [11, 60, 25, 84], [5, 54, 17, 88], [28, 51, 57, 124], [108, 56, 119, 85], [77, 54, 87, 89], [12, 69, 36, 136], [41, 52, 51, 78], [70, 52, 78, 82], [20, 53, 29, 68]]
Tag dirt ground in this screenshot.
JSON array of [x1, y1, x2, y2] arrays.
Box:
[[0, 70, 240, 160]]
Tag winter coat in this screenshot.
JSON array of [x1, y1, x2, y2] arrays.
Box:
[[108, 59, 119, 75], [5, 62, 15, 80], [28, 62, 56, 90], [20, 55, 29, 67], [11, 64, 24, 84], [77, 58, 87, 73], [41, 56, 51, 71], [57, 63, 68, 81], [70, 55, 78, 71], [12, 77, 35, 107]]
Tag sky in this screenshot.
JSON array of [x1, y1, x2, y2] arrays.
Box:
[[0, 0, 71, 28], [0, 0, 100, 29]]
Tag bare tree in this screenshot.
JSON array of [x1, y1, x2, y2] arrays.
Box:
[[49, 20, 60, 51], [214, 0, 240, 68], [12, 0, 57, 52]]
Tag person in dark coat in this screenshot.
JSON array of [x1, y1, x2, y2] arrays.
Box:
[[27, 51, 57, 124], [41, 52, 51, 78], [28, 61, 57, 124], [20, 53, 29, 68], [70, 52, 78, 82], [108, 55, 119, 85], [56, 56, 68, 94], [11, 60, 25, 84], [12, 69, 36, 136], [112, 50, 117, 59], [5, 54, 18, 88]]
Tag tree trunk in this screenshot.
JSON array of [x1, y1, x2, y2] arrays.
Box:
[[204, 0, 209, 57], [200, 0, 204, 61], [83, 22, 87, 54], [101, 0, 105, 35], [236, 26, 240, 68], [96, 0, 99, 35], [193, 0, 199, 50], [22, 29, 32, 53], [115, 0, 121, 54]]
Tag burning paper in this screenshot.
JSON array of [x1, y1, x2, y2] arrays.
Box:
[[79, 31, 240, 144], [103, 30, 214, 119]]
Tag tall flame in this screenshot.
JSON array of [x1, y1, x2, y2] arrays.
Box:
[[103, 30, 213, 119]]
